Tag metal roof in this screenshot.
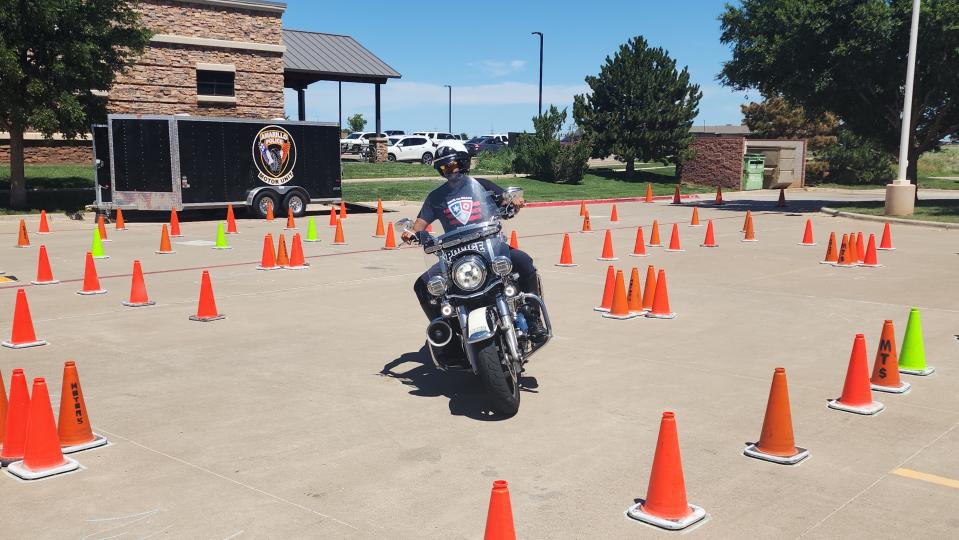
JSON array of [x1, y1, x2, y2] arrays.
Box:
[[282, 29, 401, 86]]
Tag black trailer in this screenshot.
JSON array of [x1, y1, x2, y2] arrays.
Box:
[[92, 114, 341, 218]]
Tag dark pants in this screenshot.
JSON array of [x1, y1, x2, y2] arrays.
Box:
[[413, 248, 539, 320]]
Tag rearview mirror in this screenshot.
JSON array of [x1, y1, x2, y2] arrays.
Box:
[[395, 218, 414, 233], [503, 187, 524, 202]]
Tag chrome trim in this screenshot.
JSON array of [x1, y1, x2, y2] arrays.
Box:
[[451, 255, 487, 292], [445, 278, 501, 300], [496, 295, 522, 364], [426, 319, 453, 347], [456, 306, 479, 374]]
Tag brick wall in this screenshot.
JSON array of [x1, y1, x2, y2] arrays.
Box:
[[140, 0, 282, 44], [0, 141, 92, 165], [678, 136, 745, 189]]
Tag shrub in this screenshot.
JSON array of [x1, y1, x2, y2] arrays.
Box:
[[820, 130, 894, 185], [512, 106, 591, 183], [474, 149, 514, 175], [553, 138, 591, 184]]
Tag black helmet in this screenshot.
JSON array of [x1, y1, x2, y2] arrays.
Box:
[[433, 141, 471, 177]]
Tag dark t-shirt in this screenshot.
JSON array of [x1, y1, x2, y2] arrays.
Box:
[[417, 176, 505, 233]]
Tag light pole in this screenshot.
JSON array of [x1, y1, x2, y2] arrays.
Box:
[[443, 85, 452, 133], [885, 0, 920, 216], [531, 31, 543, 118]]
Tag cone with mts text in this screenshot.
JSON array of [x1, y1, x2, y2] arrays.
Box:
[[190, 270, 224, 322], [777, 188, 786, 208], [16, 219, 30, 248], [641, 265, 657, 312], [878, 222, 895, 250], [626, 412, 706, 530], [580, 211, 593, 233], [76, 251, 107, 296], [644, 183, 654, 203], [225, 204, 237, 234], [579, 200, 587, 216], [58, 361, 108, 453], [594, 265, 615, 312], [115, 208, 126, 230], [689, 207, 701, 227], [332, 218, 347, 245], [666, 223, 684, 252], [821, 232, 838, 264], [648, 220, 662, 247], [0, 369, 29, 465], [799, 219, 816, 246], [7, 378, 80, 480], [701, 220, 718, 248], [328, 205, 338, 226], [646, 269, 676, 319], [0, 369, 7, 447], [630, 226, 648, 257], [627, 267, 644, 314], [744, 368, 809, 464], [4, 289, 48, 349], [598, 229, 618, 260], [832, 234, 855, 267], [305, 217, 320, 242], [556, 234, 577, 267], [509, 230, 519, 249], [123, 260, 155, 307], [287, 233, 309, 269], [383, 223, 398, 250], [38, 210, 50, 234], [285, 211, 296, 230], [91, 228, 108, 259], [603, 270, 639, 320], [671, 185, 681, 204], [373, 212, 385, 238], [610, 203, 619, 222], [276, 233, 290, 267], [741, 210, 752, 232], [213, 222, 231, 250], [483, 480, 516, 540], [156, 224, 175, 254], [714, 185, 724, 205], [847, 231, 860, 264], [870, 320, 910, 393], [257, 233, 278, 270], [339, 201, 347, 219], [169, 208, 182, 236], [855, 232, 865, 264], [899, 308, 934, 376], [862, 234, 881, 267], [828, 334, 884, 415], [31, 245, 59, 285], [266, 200, 274, 221], [97, 214, 109, 242], [742, 214, 757, 242]]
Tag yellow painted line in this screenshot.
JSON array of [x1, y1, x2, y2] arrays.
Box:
[[891, 468, 959, 489]]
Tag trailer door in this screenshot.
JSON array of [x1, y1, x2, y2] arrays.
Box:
[[110, 117, 177, 210]]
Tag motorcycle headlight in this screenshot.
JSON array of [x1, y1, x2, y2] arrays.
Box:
[[427, 276, 448, 296], [491, 256, 512, 276], [452, 256, 487, 291]]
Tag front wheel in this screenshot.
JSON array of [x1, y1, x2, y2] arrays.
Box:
[[387, 153, 397, 162], [476, 339, 520, 416], [421, 152, 433, 165]]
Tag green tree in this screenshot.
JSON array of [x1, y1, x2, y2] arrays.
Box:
[[742, 94, 838, 153], [573, 36, 702, 175], [0, 0, 150, 209], [347, 113, 367, 133], [719, 0, 959, 187]]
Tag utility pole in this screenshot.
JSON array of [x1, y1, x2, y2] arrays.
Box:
[[443, 85, 452, 133], [884, 0, 920, 216], [531, 32, 543, 118]]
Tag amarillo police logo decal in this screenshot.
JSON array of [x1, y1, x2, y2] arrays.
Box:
[[253, 125, 296, 185]]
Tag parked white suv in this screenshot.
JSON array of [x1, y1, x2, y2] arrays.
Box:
[[387, 135, 435, 164], [412, 131, 457, 147], [340, 132, 385, 154]]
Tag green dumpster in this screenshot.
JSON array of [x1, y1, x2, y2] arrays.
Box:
[[743, 154, 765, 191]]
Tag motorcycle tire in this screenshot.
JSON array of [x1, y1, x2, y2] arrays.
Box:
[[476, 339, 520, 416]]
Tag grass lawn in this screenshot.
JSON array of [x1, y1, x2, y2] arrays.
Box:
[[0, 164, 94, 188], [830, 199, 959, 224]]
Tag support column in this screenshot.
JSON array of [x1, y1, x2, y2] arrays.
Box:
[[297, 86, 306, 121]]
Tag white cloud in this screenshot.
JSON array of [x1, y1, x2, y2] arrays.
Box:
[[472, 59, 527, 77]]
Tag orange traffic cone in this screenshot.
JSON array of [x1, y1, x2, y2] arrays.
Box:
[[7, 378, 80, 480], [832, 234, 855, 267], [603, 270, 639, 320], [715, 185, 724, 205], [0, 369, 29, 465], [373, 212, 385, 238], [777, 188, 786, 208], [376, 199, 384, 216], [16, 219, 30, 247], [426, 223, 433, 233], [266, 200, 275, 221], [744, 367, 809, 464], [97, 214, 109, 242], [878, 222, 895, 250], [509, 230, 519, 249], [870, 320, 910, 393], [328, 205, 338, 227], [285, 211, 296, 230], [646, 269, 676, 319], [31, 245, 59, 285], [799, 219, 815, 246], [122, 260, 155, 307], [666, 223, 684, 252], [225, 204, 238, 234], [626, 411, 706, 530], [594, 265, 615, 312], [3, 289, 46, 349], [644, 183, 654, 203], [862, 234, 881, 268], [0, 369, 7, 446], [689, 207, 701, 227], [610, 204, 619, 222], [671, 185, 681, 205], [701, 220, 718, 248], [155, 224, 175, 254], [77, 252, 106, 295], [333, 219, 347, 245], [641, 265, 657, 312], [598, 229, 618, 261], [383, 223, 398, 250], [257, 233, 278, 270], [483, 480, 516, 540], [57, 361, 108, 453], [169, 208, 182, 237], [630, 226, 648, 257], [855, 232, 865, 264], [828, 334, 884, 414], [580, 211, 593, 233], [821, 232, 838, 264], [190, 270, 224, 322], [115, 208, 127, 231], [742, 214, 757, 242], [38, 210, 50, 234], [846, 231, 859, 264], [579, 200, 587, 216], [339, 201, 347, 219], [627, 267, 644, 314], [648, 220, 662, 247], [276, 234, 290, 267], [287, 233, 309, 270], [556, 234, 577, 267], [741, 210, 752, 232]]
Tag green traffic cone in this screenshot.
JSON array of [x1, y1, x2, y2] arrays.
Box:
[[213, 222, 231, 250], [899, 308, 935, 376], [91, 228, 109, 259], [305, 216, 319, 242]]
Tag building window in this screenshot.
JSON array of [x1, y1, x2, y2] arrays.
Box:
[[197, 70, 235, 97]]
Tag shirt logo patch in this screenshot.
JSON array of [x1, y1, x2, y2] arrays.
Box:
[[447, 197, 476, 225]]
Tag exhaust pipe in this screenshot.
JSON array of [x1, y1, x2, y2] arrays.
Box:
[[426, 320, 453, 348]]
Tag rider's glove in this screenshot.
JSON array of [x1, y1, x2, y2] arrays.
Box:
[[416, 231, 435, 247]]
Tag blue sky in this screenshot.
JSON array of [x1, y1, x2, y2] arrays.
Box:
[[281, 1, 749, 135]]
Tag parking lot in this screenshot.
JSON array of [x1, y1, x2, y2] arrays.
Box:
[[1, 190, 957, 538]]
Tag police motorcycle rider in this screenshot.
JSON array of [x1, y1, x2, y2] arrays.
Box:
[[402, 141, 548, 343]]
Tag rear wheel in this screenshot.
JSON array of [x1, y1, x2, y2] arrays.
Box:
[[387, 153, 396, 162], [251, 191, 279, 219], [421, 152, 433, 165], [282, 191, 308, 217], [476, 339, 520, 416]]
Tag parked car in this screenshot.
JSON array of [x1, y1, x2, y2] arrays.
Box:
[[465, 136, 509, 156], [387, 135, 435, 164], [340, 132, 385, 153], [487, 133, 510, 145], [412, 131, 457, 147]]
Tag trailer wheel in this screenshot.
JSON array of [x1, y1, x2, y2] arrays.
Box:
[[283, 191, 308, 218], [421, 152, 433, 165], [252, 191, 279, 219]]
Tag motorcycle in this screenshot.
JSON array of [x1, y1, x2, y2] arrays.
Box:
[[397, 185, 552, 416]]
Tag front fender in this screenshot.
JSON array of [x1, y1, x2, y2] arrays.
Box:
[[465, 306, 496, 344]]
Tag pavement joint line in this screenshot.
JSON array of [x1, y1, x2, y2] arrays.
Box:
[[94, 428, 362, 533], [891, 468, 959, 489], [798, 420, 959, 537]]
